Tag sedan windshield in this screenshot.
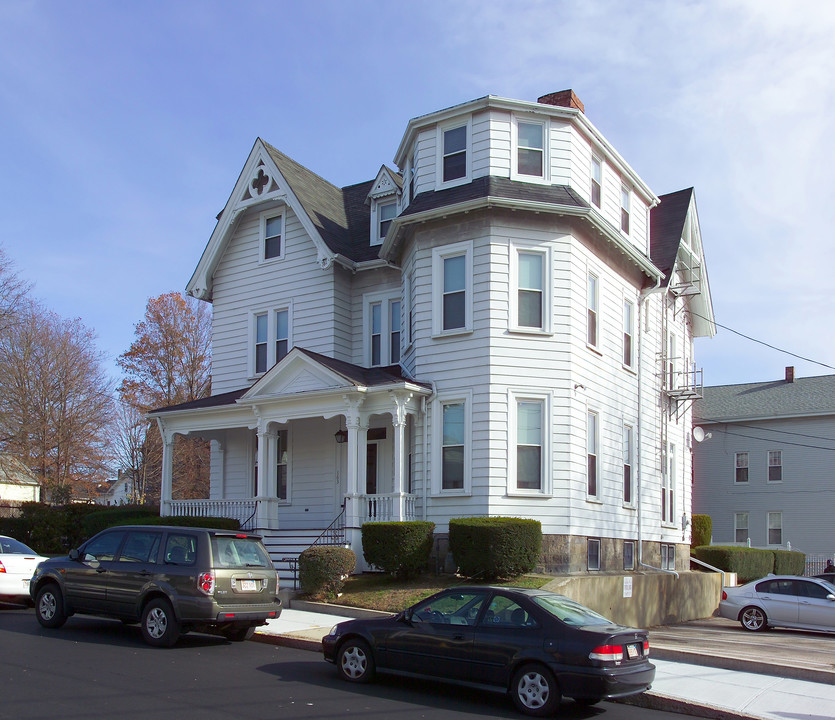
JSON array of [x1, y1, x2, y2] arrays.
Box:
[[533, 594, 613, 626]]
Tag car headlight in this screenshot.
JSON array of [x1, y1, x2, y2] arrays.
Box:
[[328, 624, 341, 636]]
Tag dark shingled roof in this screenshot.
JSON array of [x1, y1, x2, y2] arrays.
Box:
[[650, 188, 693, 287], [400, 176, 589, 218], [150, 349, 429, 415], [695, 374, 835, 423]]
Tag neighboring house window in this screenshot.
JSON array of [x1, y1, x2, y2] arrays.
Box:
[[623, 424, 633, 505], [588, 538, 601, 571], [275, 309, 289, 364], [260, 212, 283, 261], [735, 452, 749, 483], [432, 242, 472, 335], [365, 294, 401, 366], [517, 251, 544, 329], [661, 543, 675, 571], [276, 429, 288, 501], [620, 186, 630, 234], [587, 411, 598, 498], [623, 540, 635, 571], [377, 201, 396, 243], [441, 401, 466, 491], [591, 156, 602, 207], [768, 511, 783, 545], [442, 124, 467, 183], [662, 443, 676, 523], [515, 399, 544, 491], [768, 450, 782, 483], [734, 512, 748, 544], [516, 120, 545, 177], [255, 313, 268, 374], [587, 272, 599, 347], [623, 300, 634, 367]]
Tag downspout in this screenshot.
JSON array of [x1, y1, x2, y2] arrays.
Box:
[[637, 277, 679, 576], [421, 381, 437, 522]]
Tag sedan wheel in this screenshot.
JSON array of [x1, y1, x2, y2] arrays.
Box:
[[511, 663, 560, 717], [141, 598, 181, 647], [35, 584, 67, 629], [740, 606, 768, 632], [337, 639, 375, 683]]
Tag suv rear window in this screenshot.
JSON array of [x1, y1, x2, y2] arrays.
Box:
[[212, 536, 271, 568]]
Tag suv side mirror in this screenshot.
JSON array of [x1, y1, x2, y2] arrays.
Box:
[[69, 548, 80, 561]]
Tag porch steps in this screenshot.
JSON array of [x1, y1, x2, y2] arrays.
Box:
[[259, 529, 330, 588]]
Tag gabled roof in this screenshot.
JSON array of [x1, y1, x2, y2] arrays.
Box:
[[0, 453, 39, 487], [695, 374, 835, 423], [650, 188, 692, 285]]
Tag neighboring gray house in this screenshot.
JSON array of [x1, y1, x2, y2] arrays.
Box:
[[0, 453, 40, 512], [692, 367, 835, 557]]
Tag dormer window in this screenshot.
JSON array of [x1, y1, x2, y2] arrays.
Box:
[[517, 122, 544, 177], [260, 211, 284, 262], [378, 202, 396, 241], [442, 125, 467, 182], [368, 166, 402, 245]]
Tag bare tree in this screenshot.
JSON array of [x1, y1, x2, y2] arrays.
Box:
[[0, 300, 114, 502], [117, 292, 212, 500], [0, 247, 30, 335]]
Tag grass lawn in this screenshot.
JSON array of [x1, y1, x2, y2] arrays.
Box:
[[322, 573, 552, 613]]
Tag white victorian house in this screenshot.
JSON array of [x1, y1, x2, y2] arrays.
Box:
[[149, 90, 715, 576]]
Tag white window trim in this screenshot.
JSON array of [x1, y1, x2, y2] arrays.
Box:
[[431, 390, 472, 497], [586, 269, 600, 351], [507, 389, 552, 496], [623, 422, 635, 508], [734, 511, 749, 544], [511, 115, 549, 184], [620, 185, 631, 236], [767, 450, 783, 484], [432, 240, 473, 337], [258, 208, 285, 264], [586, 408, 600, 501], [734, 451, 749, 484], [509, 242, 552, 334], [274, 427, 291, 505], [248, 304, 293, 378], [590, 155, 603, 208], [363, 291, 401, 367], [436, 117, 472, 190], [403, 270, 413, 351], [623, 297, 635, 370], [663, 442, 677, 527], [767, 511, 783, 546], [587, 538, 601, 571], [370, 197, 398, 246]]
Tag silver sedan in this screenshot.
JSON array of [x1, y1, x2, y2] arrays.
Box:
[[718, 575, 835, 632]]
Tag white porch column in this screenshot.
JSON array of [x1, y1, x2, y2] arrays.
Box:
[[255, 424, 278, 529], [156, 420, 174, 517], [343, 403, 367, 564], [392, 396, 408, 521]]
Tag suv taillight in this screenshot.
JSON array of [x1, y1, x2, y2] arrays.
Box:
[[198, 572, 215, 595]]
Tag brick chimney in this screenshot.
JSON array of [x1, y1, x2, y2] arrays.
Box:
[[537, 89, 585, 113], [785, 366, 795, 383]]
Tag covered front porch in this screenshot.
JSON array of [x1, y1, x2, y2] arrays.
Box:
[[149, 348, 431, 565]]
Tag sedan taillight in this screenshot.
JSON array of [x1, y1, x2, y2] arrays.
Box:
[[197, 572, 215, 595], [589, 644, 624, 662], [722, 590, 728, 600], [643, 640, 650, 656], [0, 561, 6, 573]]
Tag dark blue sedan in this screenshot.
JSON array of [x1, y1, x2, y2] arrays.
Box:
[[323, 585, 654, 717]]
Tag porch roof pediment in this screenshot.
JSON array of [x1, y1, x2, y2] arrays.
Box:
[[242, 349, 357, 401]]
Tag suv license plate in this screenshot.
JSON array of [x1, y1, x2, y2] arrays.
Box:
[[240, 580, 258, 592], [626, 644, 639, 659]]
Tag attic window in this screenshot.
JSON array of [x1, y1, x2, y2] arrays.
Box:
[[260, 211, 284, 262], [378, 202, 396, 241]]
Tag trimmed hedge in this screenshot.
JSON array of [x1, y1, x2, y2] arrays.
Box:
[[81, 506, 162, 537], [449, 517, 541, 580], [692, 545, 806, 583], [299, 546, 356, 600], [362, 521, 434, 578], [690, 514, 712, 548], [121, 515, 241, 530]]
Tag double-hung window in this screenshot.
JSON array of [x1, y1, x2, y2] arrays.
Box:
[[623, 424, 634, 505], [517, 251, 543, 329], [252, 307, 291, 376], [442, 124, 467, 183], [375, 201, 396, 244], [587, 411, 599, 498], [734, 512, 748, 543], [514, 398, 545, 492], [734, 452, 749, 483], [587, 272, 599, 347], [620, 186, 631, 234], [591, 156, 602, 207], [260, 212, 284, 262], [768, 450, 782, 483], [623, 300, 634, 367], [768, 511, 782, 545], [440, 399, 467, 492], [366, 293, 401, 366], [662, 443, 676, 523], [432, 242, 472, 335], [516, 120, 545, 178]]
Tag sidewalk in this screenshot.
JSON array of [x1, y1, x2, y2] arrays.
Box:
[[254, 607, 835, 720]]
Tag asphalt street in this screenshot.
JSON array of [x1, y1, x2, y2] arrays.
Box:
[[1, 605, 703, 720]]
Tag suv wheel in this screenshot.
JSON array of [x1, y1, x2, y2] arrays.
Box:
[[35, 584, 67, 629], [141, 598, 181, 647]]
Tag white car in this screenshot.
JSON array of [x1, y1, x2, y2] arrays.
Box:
[[0, 535, 47, 604], [718, 574, 835, 632]]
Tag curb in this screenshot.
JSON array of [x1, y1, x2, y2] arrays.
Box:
[[252, 632, 321, 652], [618, 691, 761, 720]]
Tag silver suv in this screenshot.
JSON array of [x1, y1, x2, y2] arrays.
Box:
[[29, 525, 282, 647]]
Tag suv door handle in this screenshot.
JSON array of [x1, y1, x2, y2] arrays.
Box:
[[96, 567, 107, 573]]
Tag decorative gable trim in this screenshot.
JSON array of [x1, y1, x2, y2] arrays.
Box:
[[366, 165, 402, 202], [242, 348, 352, 401], [186, 139, 337, 301]]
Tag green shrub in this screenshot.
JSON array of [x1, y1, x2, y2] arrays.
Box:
[[692, 545, 774, 583], [690, 515, 712, 548], [449, 517, 541, 580], [128, 515, 241, 530], [82, 506, 161, 537], [0, 502, 102, 554], [362, 521, 434, 578], [773, 549, 805, 575], [299, 546, 356, 600]]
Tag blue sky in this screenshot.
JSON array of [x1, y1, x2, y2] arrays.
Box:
[[2, 0, 835, 387]]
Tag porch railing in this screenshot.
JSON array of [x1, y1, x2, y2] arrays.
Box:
[[166, 499, 258, 530], [312, 507, 346, 547], [360, 493, 417, 523]]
